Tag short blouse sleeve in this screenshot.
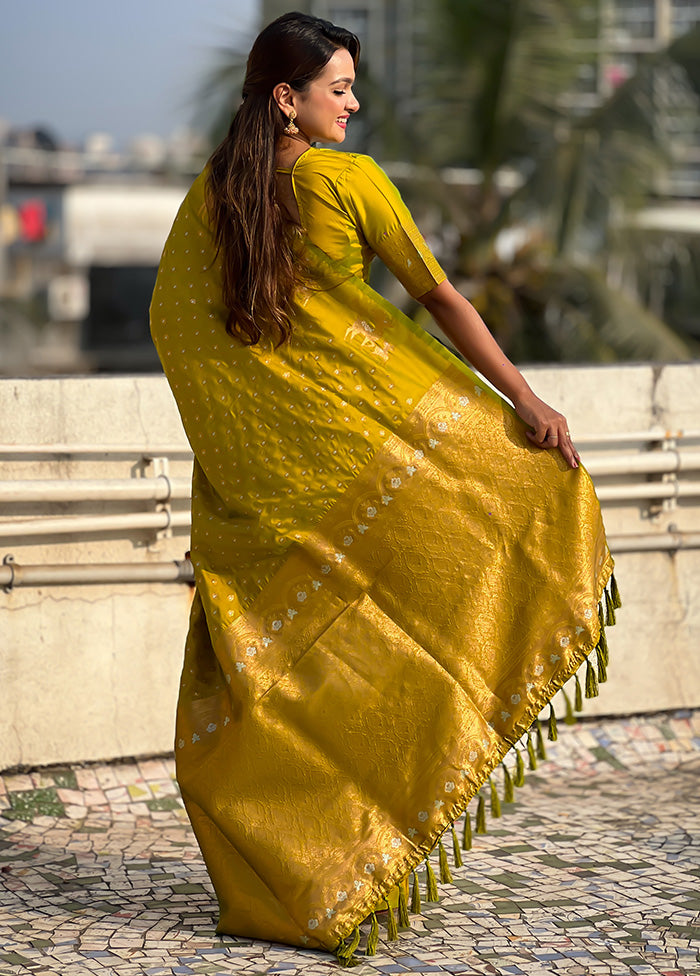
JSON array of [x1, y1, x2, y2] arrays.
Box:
[[335, 155, 447, 299]]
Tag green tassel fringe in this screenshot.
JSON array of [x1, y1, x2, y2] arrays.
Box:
[[411, 869, 421, 915], [386, 902, 398, 941], [489, 777, 501, 818], [597, 609, 610, 667], [336, 925, 361, 964], [439, 839, 453, 883], [351, 575, 619, 961], [397, 882, 410, 929], [563, 687, 576, 726], [526, 730, 538, 770], [514, 748, 525, 787], [597, 646, 608, 683], [425, 857, 439, 902], [502, 763, 514, 803], [585, 656, 599, 698], [366, 912, 378, 956], [462, 810, 472, 850], [476, 794, 487, 833], [536, 722, 547, 761], [451, 823, 463, 867], [605, 589, 616, 627], [610, 572, 621, 609]]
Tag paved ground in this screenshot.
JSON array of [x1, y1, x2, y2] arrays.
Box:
[[1, 711, 699, 976]]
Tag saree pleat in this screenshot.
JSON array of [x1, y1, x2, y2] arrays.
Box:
[[150, 147, 615, 958]]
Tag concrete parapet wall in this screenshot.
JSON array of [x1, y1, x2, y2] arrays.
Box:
[[1, 364, 699, 770]]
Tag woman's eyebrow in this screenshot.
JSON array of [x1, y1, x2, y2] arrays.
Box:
[[329, 76, 354, 85]]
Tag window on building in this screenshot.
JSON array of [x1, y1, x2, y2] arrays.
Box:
[[672, 0, 699, 37], [611, 0, 656, 40], [327, 6, 370, 45]]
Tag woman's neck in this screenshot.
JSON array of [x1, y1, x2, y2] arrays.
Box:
[[275, 134, 313, 168]]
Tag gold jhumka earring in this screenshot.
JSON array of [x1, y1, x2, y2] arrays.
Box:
[[284, 110, 299, 135]]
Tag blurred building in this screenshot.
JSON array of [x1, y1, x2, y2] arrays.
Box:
[[263, 0, 700, 197], [567, 0, 700, 197], [0, 126, 204, 374]]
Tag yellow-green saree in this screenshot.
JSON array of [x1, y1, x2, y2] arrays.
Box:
[[150, 147, 616, 962]]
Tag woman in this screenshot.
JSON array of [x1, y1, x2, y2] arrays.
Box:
[[150, 10, 617, 965]]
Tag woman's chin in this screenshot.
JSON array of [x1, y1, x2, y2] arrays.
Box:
[[312, 129, 346, 145], [327, 127, 347, 143]]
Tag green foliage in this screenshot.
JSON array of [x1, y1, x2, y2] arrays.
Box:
[[401, 3, 700, 361], [191, 5, 700, 363]]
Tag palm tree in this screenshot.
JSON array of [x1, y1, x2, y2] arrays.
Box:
[[191, 3, 700, 362], [394, 3, 700, 362]]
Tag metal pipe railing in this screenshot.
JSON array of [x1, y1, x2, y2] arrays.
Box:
[[596, 481, 700, 502], [585, 452, 700, 477], [0, 477, 191, 504], [574, 428, 700, 445], [0, 509, 191, 539], [0, 443, 192, 456], [2, 529, 698, 590], [607, 531, 700, 553], [1, 431, 699, 544], [2, 452, 699, 505], [1, 557, 194, 589]]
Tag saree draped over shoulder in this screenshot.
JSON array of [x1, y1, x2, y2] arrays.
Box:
[[150, 147, 615, 956]]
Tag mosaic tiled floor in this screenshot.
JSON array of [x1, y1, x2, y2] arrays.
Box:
[[1, 711, 699, 976]]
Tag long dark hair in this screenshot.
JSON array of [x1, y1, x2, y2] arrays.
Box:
[[206, 12, 360, 347]]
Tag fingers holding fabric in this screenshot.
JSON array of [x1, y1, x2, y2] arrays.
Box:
[[525, 427, 579, 468], [515, 393, 580, 469]]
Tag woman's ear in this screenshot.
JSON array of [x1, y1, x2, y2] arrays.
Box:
[[272, 82, 295, 114]]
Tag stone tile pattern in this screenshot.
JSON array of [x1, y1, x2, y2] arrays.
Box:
[[1, 712, 699, 976]]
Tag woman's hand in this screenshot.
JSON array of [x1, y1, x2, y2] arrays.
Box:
[[420, 282, 581, 470], [513, 390, 580, 469]]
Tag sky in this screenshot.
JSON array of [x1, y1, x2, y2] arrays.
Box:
[[0, 0, 260, 148]]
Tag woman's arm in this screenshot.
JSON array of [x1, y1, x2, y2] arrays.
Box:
[[419, 279, 580, 469]]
